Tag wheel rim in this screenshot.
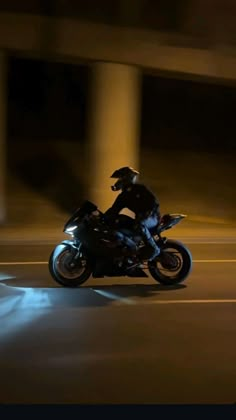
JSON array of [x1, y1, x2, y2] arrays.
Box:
[[155, 247, 184, 279], [54, 249, 88, 280]]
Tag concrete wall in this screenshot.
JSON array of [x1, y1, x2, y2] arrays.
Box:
[[6, 140, 236, 228]]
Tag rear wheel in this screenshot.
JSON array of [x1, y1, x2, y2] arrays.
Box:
[[49, 243, 92, 287], [148, 239, 192, 285]]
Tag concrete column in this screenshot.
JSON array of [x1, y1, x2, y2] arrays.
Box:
[[0, 51, 6, 224], [87, 62, 141, 212]]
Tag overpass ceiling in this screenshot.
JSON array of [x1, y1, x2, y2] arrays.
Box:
[[0, 11, 236, 84]]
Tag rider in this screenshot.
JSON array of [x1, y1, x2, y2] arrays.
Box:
[[104, 166, 161, 260]]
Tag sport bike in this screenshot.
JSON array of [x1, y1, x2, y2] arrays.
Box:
[[49, 200, 192, 287]]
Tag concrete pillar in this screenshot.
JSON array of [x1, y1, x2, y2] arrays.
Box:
[[0, 52, 6, 224], [87, 62, 141, 212]]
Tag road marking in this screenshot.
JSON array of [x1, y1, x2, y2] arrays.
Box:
[[0, 261, 47, 265], [185, 241, 236, 244], [0, 259, 236, 265], [138, 299, 236, 304], [113, 299, 236, 306], [194, 259, 236, 263]]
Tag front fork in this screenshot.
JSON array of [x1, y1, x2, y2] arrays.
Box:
[[62, 239, 82, 267], [155, 234, 167, 249]]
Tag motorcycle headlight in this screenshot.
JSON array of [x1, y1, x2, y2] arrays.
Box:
[[64, 225, 77, 234]]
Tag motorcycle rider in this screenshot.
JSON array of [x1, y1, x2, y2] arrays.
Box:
[[104, 166, 161, 260]]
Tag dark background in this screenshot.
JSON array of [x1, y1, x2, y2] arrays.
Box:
[[0, 0, 192, 32], [7, 57, 236, 151]]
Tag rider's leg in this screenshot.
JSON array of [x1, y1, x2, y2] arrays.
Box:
[[136, 218, 160, 260]]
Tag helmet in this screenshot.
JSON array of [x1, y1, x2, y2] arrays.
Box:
[[110, 166, 139, 191]]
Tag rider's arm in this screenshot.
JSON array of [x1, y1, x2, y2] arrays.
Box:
[[104, 193, 125, 221]]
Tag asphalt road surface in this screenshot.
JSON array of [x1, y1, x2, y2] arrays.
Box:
[[0, 241, 236, 404]]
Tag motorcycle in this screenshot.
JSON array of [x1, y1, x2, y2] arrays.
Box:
[[48, 200, 192, 287]]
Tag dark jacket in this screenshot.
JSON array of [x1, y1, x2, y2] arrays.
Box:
[[105, 183, 160, 222]]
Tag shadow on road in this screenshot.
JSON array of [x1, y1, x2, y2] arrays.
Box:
[[0, 282, 186, 309]]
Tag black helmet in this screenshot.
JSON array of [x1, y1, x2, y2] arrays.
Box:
[[110, 166, 139, 191]]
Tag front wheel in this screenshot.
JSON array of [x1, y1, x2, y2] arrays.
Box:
[[148, 239, 192, 285], [49, 243, 92, 287]]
